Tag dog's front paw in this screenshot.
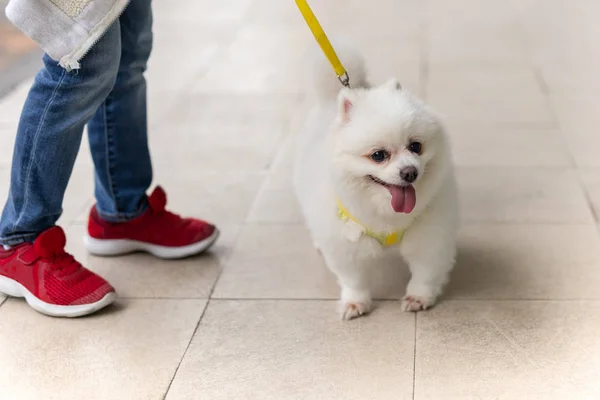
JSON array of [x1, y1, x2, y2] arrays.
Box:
[[340, 301, 372, 320], [340, 287, 372, 320], [402, 295, 434, 312]]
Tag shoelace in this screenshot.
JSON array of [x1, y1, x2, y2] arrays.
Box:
[[46, 252, 81, 277], [154, 208, 187, 226]]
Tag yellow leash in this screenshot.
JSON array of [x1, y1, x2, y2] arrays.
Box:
[[295, 0, 350, 88]]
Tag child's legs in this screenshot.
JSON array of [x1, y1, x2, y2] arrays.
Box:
[[88, 0, 154, 222], [0, 23, 122, 246]]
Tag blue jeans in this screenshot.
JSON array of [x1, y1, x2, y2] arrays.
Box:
[[0, 0, 154, 246]]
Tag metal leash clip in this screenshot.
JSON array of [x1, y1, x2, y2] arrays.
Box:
[[338, 72, 350, 88], [296, 0, 351, 89]]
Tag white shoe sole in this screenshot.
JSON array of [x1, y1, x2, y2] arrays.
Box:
[[0, 275, 116, 318], [83, 229, 220, 259]]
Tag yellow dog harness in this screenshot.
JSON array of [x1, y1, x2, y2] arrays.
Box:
[[336, 199, 403, 247]]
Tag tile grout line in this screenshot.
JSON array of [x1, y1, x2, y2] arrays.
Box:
[[176, 2, 254, 98], [114, 297, 600, 302], [534, 71, 580, 171], [65, 197, 95, 228], [446, 220, 597, 227], [161, 298, 211, 400], [160, 210, 247, 400], [73, 219, 598, 229], [519, 11, 599, 227], [203, 216, 247, 293], [577, 174, 600, 225], [238, 97, 304, 225], [509, 0, 580, 173], [418, 0, 429, 101], [411, 312, 417, 400]]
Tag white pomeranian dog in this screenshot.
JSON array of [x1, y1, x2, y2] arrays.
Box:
[[293, 43, 458, 320]]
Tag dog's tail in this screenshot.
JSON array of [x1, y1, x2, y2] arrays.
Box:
[[308, 39, 368, 100]]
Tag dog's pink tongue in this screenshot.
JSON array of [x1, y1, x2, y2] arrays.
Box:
[[389, 185, 416, 213]]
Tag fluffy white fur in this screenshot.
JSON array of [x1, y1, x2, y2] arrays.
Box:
[[293, 44, 458, 320]]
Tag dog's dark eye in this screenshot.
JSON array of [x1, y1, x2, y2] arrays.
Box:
[[370, 150, 389, 163], [408, 141, 422, 155]]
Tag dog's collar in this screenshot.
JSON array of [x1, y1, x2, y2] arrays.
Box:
[[335, 198, 403, 246]]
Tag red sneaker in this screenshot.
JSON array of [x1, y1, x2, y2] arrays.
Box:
[[0, 226, 116, 317], [85, 186, 219, 259]]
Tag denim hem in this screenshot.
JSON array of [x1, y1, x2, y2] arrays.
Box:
[[0, 231, 42, 246], [96, 203, 148, 223]]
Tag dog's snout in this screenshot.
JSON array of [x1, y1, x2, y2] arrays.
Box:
[[400, 166, 418, 183]]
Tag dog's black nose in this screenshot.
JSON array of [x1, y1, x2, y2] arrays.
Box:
[[400, 166, 418, 183]]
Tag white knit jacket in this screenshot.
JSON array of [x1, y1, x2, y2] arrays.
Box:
[[5, 0, 129, 71]]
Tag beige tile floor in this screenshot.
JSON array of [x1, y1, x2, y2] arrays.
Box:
[[1, 0, 600, 398]]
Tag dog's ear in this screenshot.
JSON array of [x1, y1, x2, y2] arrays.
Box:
[[384, 78, 402, 91], [337, 88, 356, 124]]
